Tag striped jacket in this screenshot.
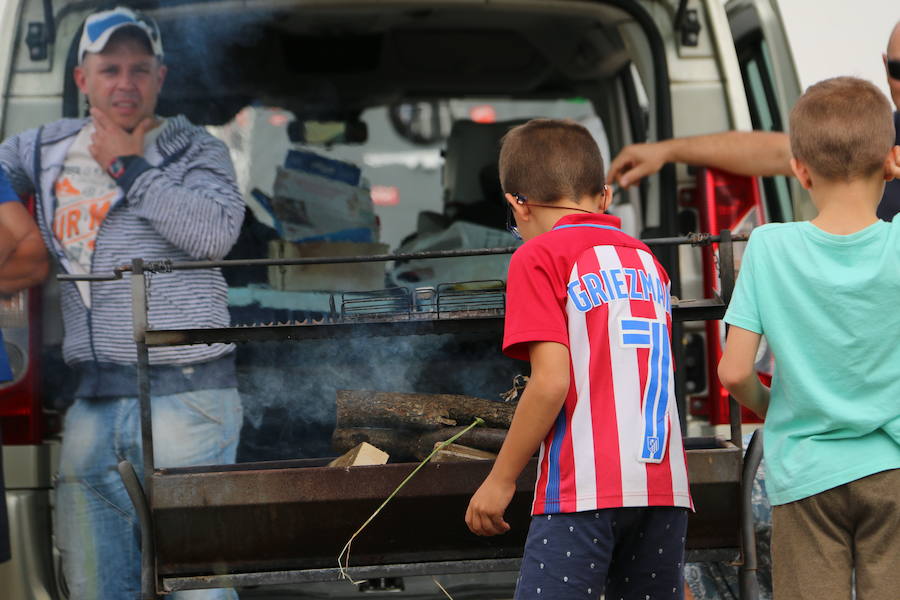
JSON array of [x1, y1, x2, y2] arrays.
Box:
[[0, 116, 244, 393]]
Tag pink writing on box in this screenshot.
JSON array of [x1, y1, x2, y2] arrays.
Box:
[[371, 185, 400, 206]]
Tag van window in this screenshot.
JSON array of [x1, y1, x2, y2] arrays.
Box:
[[735, 35, 793, 223], [210, 98, 608, 252]]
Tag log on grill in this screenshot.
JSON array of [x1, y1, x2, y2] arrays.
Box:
[[432, 443, 497, 462], [332, 426, 508, 461], [327, 442, 389, 468], [336, 390, 515, 431]]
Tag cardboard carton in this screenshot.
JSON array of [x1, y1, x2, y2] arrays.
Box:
[[268, 240, 389, 292], [271, 167, 376, 243]]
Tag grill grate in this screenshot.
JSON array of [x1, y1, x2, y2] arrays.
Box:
[[436, 280, 505, 315], [340, 287, 412, 319], [338, 280, 505, 320]]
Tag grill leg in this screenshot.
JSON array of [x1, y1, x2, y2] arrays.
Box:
[[118, 460, 159, 599], [739, 430, 763, 600]]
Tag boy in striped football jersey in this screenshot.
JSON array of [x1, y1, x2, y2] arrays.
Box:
[[466, 119, 692, 600]]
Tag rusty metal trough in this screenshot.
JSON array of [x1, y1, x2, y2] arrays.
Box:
[[145, 437, 741, 592]]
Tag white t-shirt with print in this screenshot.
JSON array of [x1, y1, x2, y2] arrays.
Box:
[[53, 119, 165, 306]]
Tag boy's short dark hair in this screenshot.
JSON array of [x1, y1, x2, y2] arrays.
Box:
[[498, 119, 605, 204], [789, 76, 895, 181]]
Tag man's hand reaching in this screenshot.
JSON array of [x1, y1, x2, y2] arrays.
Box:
[[606, 141, 671, 188], [89, 108, 155, 171]]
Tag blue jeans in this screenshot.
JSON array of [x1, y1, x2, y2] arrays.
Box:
[[56, 389, 243, 600]]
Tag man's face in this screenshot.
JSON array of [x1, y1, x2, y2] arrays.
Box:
[[885, 25, 900, 109], [74, 36, 167, 131]]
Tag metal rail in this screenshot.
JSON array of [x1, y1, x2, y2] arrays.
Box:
[[57, 232, 748, 282], [138, 297, 728, 347], [163, 559, 524, 591], [83, 230, 757, 598], [158, 546, 753, 592]]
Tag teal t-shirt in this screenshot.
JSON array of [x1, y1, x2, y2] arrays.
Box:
[[724, 219, 900, 505]]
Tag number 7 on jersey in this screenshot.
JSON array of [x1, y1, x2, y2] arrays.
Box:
[[620, 318, 671, 463]]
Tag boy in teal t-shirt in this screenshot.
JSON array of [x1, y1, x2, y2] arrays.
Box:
[[719, 77, 900, 599]]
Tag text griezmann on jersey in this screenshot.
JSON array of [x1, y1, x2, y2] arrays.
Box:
[[567, 266, 671, 313]]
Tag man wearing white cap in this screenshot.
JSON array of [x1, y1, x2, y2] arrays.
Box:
[[0, 7, 244, 599]]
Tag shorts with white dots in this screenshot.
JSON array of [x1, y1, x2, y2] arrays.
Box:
[[514, 506, 688, 600]]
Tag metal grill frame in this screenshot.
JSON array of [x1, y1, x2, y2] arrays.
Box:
[[62, 231, 758, 599]]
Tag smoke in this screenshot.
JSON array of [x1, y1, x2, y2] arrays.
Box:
[[158, 10, 275, 124], [147, 8, 527, 461], [234, 328, 523, 463]]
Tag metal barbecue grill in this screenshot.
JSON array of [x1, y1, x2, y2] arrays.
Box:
[[60, 231, 762, 600]]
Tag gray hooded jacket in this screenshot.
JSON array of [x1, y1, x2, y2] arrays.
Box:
[[0, 116, 244, 396]]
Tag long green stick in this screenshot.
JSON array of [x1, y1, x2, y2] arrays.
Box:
[[337, 417, 486, 584]]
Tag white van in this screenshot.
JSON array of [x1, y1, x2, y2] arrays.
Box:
[[1, 0, 874, 598]]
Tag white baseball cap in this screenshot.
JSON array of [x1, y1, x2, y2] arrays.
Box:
[[78, 7, 163, 64]]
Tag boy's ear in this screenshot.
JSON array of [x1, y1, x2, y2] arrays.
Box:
[[790, 158, 814, 190], [598, 185, 613, 211], [884, 146, 900, 182], [505, 192, 531, 219]]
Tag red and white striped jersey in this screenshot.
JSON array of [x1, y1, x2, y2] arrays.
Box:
[[502, 213, 692, 515]]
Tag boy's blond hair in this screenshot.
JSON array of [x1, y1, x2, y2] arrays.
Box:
[[498, 119, 605, 204], [789, 76, 894, 181]]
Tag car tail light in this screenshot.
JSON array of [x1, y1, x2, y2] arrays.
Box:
[[693, 168, 768, 425], [0, 197, 44, 445]]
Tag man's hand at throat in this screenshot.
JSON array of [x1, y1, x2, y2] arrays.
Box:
[[88, 107, 156, 171]]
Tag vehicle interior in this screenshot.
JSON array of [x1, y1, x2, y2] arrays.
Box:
[[58, 2, 673, 244], [11, 0, 686, 460]]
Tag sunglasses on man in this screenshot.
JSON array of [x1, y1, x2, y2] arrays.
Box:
[[888, 59, 900, 80]]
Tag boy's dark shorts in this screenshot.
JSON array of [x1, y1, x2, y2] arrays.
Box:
[[515, 506, 688, 600]]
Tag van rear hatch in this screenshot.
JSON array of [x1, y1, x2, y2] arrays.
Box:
[[53, 0, 747, 593]]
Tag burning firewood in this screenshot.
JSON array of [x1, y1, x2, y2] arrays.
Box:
[[335, 390, 515, 431], [332, 426, 508, 461], [431, 443, 497, 462], [327, 442, 389, 468]]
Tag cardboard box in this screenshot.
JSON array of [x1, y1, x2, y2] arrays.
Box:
[[285, 149, 361, 187], [271, 167, 376, 243], [268, 240, 390, 292]]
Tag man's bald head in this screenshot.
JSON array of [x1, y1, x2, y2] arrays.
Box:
[[885, 20, 900, 109], [889, 21, 900, 54]]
